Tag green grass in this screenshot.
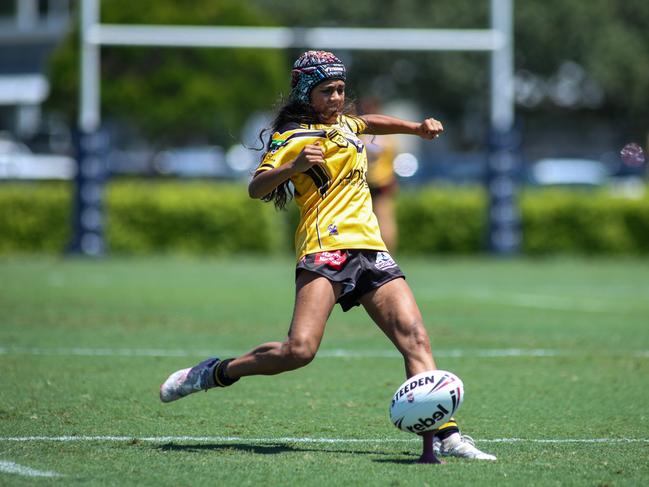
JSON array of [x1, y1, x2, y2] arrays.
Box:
[[0, 255, 648, 486]]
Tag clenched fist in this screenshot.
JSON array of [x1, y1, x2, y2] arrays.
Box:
[[292, 141, 326, 172], [415, 118, 444, 140]]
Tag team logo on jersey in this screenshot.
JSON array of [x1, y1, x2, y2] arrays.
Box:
[[327, 224, 339, 236], [375, 252, 397, 270], [326, 128, 349, 148], [269, 138, 287, 153]]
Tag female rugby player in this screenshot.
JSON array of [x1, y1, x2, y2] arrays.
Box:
[[160, 51, 495, 461]]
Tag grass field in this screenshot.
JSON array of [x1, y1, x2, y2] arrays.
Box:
[[1, 255, 648, 486]]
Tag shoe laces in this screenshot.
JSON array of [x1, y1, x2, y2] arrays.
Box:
[[433, 434, 476, 450], [459, 435, 475, 447], [441, 434, 477, 454]]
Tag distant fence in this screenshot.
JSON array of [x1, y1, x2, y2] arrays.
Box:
[[0, 181, 648, 255]]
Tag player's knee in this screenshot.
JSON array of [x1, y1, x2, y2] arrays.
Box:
[[283, 341, 317, 369]]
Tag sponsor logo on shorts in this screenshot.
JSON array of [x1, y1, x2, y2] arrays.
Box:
[[315, 250, 347, 270], [375, 252, 397, 270], [327, 224, 339, 236]]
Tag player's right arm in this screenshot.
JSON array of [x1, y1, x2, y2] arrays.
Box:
[[360, 114, 443, 140], [248, 142, 324, 199]]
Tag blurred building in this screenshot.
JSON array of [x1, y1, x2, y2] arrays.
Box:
[[0, 0, 71, 141]]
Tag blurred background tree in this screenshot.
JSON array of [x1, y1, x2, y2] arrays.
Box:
[[46, 0, 288, 147], [46, 0, 649, 151]]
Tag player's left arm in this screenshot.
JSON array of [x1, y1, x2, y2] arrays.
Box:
[[360, 114, 443, 140]]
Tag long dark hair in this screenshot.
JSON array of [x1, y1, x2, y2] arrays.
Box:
[[258, 100, 319, 210], [257, 97, 356, 211]]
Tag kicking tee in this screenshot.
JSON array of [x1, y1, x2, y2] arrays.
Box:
[[255, 114, 387, 261]]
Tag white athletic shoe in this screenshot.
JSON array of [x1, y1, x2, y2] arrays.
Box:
[[433, 433, 497, 461], [159, 357, 220, 403]]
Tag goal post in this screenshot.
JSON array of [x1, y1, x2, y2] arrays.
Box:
[[73, 0, 518, 256]]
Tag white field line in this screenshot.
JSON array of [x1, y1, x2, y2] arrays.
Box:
[[421, 289, 643, 313], [482, 294, 616, 312], [0, 436, 647, 445], [0, 346, 647, 359], [0, 460, 62, 478]]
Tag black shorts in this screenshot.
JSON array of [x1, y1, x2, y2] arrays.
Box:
[[295, 249, 405, 312]]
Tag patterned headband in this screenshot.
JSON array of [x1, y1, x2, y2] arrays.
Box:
[[289, 50, 346, 104]]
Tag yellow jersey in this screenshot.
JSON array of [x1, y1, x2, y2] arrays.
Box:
[[255, 114, 387, 260]]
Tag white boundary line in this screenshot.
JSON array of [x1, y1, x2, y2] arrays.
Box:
[[1, 346, 646, 359], [0, 460, 62, 478], [0, 436, 647, 445], [459, 291, 639, 313]]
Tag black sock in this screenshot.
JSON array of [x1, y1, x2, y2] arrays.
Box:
[[213, 358, 239, 387]]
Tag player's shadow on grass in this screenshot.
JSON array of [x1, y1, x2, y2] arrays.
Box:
[[157, 442, 414, 460], [372, 458, 429, 465], [158, 442, 298, 455]]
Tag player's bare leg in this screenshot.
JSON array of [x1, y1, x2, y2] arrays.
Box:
[[360, 277, 443, 463], [226, 271, 340, 377], [360, 277, 434, 377], [160, 271, 340, 402], [360, 277, 496, 462]]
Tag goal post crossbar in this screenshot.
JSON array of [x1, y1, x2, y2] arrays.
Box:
[[80, 0, 513, 134], [87, 24, 505, 52]]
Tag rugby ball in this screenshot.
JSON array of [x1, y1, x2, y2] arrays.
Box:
[[389, 370, 464, 434]]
